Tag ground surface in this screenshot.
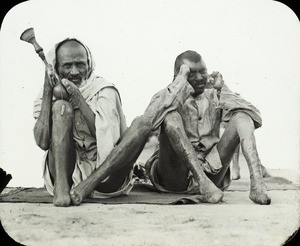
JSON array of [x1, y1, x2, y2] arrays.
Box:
[[1, 189, 299, 246], [0, 144, 299, 246]]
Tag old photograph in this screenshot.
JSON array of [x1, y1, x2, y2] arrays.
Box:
[[0, 0, 299, 245]]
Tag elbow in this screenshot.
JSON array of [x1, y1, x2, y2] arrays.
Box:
[[34, 135, 50, 151], [34, 129, 50, 151], [36, 141, 50, 151]]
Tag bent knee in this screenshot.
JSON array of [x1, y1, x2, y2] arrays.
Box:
[[52, 100, 73, 117], [131, 115, 152, 133], [231, 112, 254, 125], [163, 111, 183, 129], [230, 112, 255, 135]]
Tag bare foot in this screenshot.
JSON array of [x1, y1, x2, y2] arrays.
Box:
[[200, 189, 224, 203], [53, 185, 71, 207], [249, 179, 271, 205], [199, 180, 224, 203], [231, 170, 241, 180], [70, 188, 83, 206]]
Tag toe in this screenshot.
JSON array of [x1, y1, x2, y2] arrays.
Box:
[[70, 190, 82, 206], [249, 192, 271, 205]]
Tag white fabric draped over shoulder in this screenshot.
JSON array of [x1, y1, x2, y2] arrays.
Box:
[[33, 38, 127, 168]]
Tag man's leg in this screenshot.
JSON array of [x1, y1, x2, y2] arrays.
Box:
[[207, 112, 271, 205], [155, 111, 223, 203], [231, 144, 271, 180], [261, 164, 271, 178], [70, 115, 152, 205], [94, 164, 133, 193], [48, 100, 76, 207], [70, 69, 193, 205], [231, 144, 241, 180]]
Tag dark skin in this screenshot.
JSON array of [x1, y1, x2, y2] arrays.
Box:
[[153, 59, 224, 201], [69, 55, 270, 206], [35, 45, 269, 206], [69, 64, 226, 205], [35, 40, 134, 206], [57, 42, 96, 138], [35, 41, 96, 150], [230, 143, 271, 180], [175, 58, 270, 204], [34, 41, 96, 206]]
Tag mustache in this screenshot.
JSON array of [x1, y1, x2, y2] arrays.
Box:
[[67, 75, 84, 83], [68, 75, 82, 79]]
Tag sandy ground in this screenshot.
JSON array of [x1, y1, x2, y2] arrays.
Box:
[[1, 189, 299, 246], [1, 143, 299, 245]]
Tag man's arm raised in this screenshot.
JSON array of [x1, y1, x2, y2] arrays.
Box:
[[143, 64, 193, 130]]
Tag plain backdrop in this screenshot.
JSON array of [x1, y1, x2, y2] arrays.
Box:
[[0, 0, 299, 187]]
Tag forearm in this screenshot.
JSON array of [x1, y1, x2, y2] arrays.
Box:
[[34, 76, 53, 150], [143, 75, 194, 130], [60, 79, 96, 137]]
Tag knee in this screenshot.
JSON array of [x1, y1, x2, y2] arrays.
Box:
[[231, 112, 254, 129], [131, 115, 152, 135], [52, 100, 74, 118], [163, 111, 183, 130], [230, 113, 256, 139]]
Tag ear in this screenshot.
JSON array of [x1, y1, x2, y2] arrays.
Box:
[[54, 59, 60, 75]]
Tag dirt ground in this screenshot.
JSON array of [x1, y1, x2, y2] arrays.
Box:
[[1, 189, 299, 246], [0, 143, 299, 246]]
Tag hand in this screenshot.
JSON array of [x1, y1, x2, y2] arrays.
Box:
[[61, 78, 82, 108], [178, 64, 190, 79], [46, 65, 58, 87], [210, 71, 224, 91]]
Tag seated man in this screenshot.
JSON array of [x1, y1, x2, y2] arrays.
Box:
[[144, 51, 270, 205], [69, 50, 271, 206], [33, 38, 131, 207]]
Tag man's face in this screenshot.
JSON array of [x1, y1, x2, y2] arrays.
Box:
[[56, 41, 89, 86], [182, 58, 208, 96]]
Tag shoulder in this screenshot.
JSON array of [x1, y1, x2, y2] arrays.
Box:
[[93, 76, 116, 89], [100, 86, 120, 98], [92, 76, 119, 95], [97, 84, 122, 104]]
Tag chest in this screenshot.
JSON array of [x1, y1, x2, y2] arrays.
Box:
[[195, 96, 210, 120]]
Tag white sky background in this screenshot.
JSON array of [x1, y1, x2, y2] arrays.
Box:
[[0, 0, 299, 187]]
